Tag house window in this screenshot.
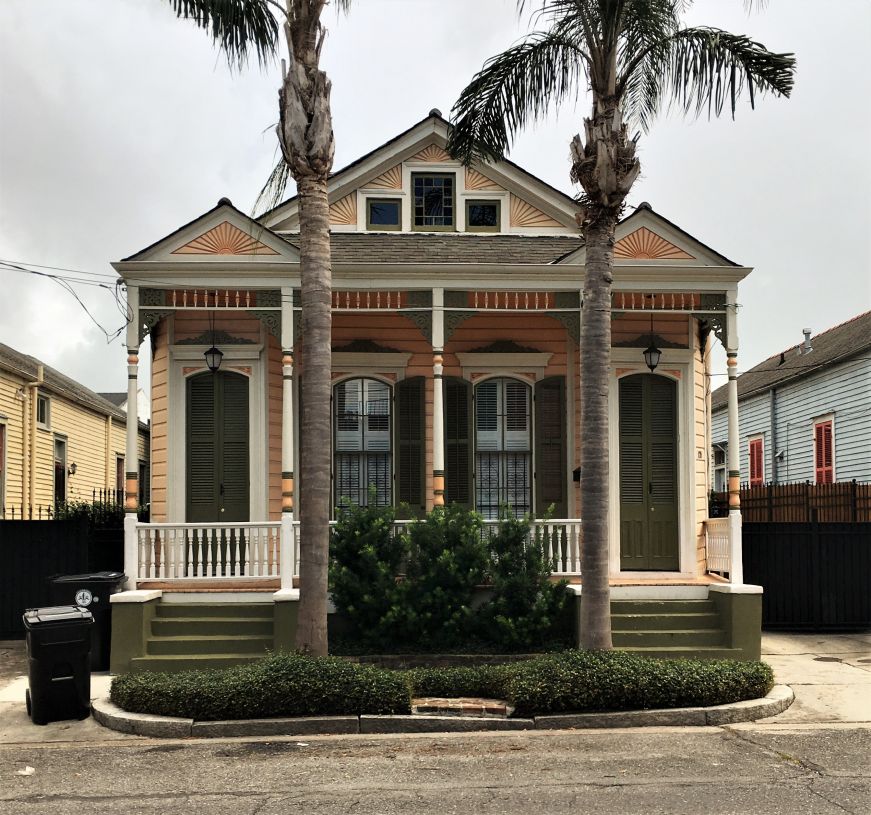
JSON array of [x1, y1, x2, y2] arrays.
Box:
[[465, 200, 501, 232], [814, 418, 834, 484], [334, 378, 392, 508], [475, 378, 531, 519], [36, 394, 50, 429], [54, 437, 67, 508], [116, 455, 125, 498], [748, 436, 764, 487], [713, 445, 726, 493], [139, 460, 150, 510], [366, 198, 401, 231], [412, 173, 454, 230], [0, 423, 6, 511]]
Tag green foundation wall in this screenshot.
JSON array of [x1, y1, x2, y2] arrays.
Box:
[[273, 599, 299, 652], [708, 589, 763, 661], [110, 599, 159, 674]]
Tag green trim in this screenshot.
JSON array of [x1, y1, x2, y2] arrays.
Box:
[[411, 172, 456, 231], [365, 198, 402, 231], [465, 199, 501, 233]]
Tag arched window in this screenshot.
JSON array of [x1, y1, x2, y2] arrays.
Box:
[[334, 377, 391, 508], [474, 377, 531, 519]]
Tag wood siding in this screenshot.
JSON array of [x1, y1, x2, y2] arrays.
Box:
[[150, 318, 169, 520], [693, 323, 709, 572]]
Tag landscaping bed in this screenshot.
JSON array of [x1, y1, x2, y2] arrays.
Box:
[[110, 650, 774, 721]]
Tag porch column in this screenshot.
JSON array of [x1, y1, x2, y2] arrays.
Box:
[[123, 285, 140, 589], [725, 287, 744, 584], [432, 288, 445, 506], [279, 286, 296, 590]]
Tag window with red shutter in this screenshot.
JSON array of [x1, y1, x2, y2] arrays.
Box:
[[749, 437, 764, 487], [814, 420, 834, 484]]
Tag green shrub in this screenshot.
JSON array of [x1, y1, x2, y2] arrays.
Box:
[[504, 650, 775, 716], [110, 652, 412, 720], [329, 501, 409, 649], [407, 664, 514, 699], [477, 512, 573, 651], [397, 505, 489, 649]]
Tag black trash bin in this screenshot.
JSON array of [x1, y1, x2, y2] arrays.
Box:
[[50, 572, 126, 671], [23, 606, 93, 725]]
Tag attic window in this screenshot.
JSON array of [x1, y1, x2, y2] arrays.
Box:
[[366, 199, 401, 231], [412, 173, 454, 230], [36, 394, 50, 430], [466, 200, 500, 232]]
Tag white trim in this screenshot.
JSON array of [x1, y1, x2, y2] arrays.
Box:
[[0, 419, 7, 511], [567, 584, 711, 600], [708, 583, 763, 595], [167, 342, 267, 523], [110, 590, 163, 604], [332, 353, 412, 380], [609, 348, 696, 578], [457, 352, 552, 381]]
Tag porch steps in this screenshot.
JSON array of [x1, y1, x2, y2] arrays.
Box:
[[610, 599, 736, 660], [131, 602, 274, 673]]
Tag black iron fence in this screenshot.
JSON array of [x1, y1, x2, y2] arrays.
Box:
[[0, 489, 148, 522], [710, 480, 871, 523]]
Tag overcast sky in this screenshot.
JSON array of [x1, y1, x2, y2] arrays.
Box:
[[1, 0, 869, 402]]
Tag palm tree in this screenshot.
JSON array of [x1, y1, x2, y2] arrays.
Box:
[[448, 0, 795, 649], [167, 0, 349, 655]]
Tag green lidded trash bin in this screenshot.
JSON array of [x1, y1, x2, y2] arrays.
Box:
[[23, 606, 93, 725], [50, 572, 126, 671]]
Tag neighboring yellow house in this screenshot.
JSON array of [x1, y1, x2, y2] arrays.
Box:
[[0, 343, 149, 518]]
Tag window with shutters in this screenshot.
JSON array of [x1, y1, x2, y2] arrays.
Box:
[[334, 378, 392, 508], [475, 378, 531, 519], [813, 417, 834, 484], [748, 436, 764, 487]]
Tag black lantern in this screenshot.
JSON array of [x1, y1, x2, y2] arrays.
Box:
[[204, 310, 223, 372], [643, 311, 661, 372]]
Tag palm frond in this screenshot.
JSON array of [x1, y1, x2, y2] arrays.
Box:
[[167, 0, 280, 68], [621, 26, 795, 130], [254, 155, 292, 216], [448, 31, 589, 164]]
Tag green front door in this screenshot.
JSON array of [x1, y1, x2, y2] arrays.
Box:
[[619, 374, 679, 570], [186, 371, 250, 523]]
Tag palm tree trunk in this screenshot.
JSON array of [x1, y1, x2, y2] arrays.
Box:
[[579, 213, 616, 650], [295, 176, 332, 655]]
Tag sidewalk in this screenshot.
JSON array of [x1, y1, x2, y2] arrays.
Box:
[[1, 632, 869, 744]]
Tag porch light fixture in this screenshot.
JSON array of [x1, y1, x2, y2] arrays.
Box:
[[204, 311, 223, 373], [643, 312, 661, 372], [68, 462, 77, 476]]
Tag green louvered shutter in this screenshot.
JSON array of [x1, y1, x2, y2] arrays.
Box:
[[220, 372, 250, 522], [396, 376, 425, 516], [535, 376, 567, 518], [444, 377, 472, 508]]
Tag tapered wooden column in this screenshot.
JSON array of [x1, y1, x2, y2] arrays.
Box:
[[432, 288, 445, 506], [725, 288, 744, 584], [280, 286, 296, 590], [123, 285, 140, 589]]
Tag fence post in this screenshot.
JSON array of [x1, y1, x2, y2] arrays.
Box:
[[280, 514, 294, 590], [123, 514, 138, 590], [851, 479, 858, 523]]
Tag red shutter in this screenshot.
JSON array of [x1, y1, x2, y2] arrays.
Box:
[[749, 438, 764, 487], [815, 421, 833, 484]]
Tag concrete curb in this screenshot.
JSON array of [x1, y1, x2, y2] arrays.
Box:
[[92, 685, 794, 739]]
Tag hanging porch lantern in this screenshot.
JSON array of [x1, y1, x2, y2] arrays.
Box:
[[643, 311, 661, 372], [204, 345, 224, 373]]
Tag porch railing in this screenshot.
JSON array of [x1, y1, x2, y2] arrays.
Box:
[[705, 517, 731, 576]]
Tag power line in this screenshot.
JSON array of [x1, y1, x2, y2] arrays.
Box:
[[0, 258, 118, 280]]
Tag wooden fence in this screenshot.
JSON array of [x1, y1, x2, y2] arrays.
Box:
[[710, 481, 871, 523]]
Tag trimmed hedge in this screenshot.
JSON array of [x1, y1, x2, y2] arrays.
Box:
[[110, 652, 412, 720], [111, 651, 774, 721], [503, 651, 775, 716]]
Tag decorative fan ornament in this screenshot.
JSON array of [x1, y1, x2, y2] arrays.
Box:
[[368, 164, 402, 189], [329, 193, 357, 225], [173, 221, 278, 255], [465, 168, 503, 191], [411, 144, 451, 162], [614, 227, 694, 259], [509, 195, 562, 228]]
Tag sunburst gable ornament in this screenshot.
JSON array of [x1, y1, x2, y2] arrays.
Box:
[[172, 222, 279, 255], [614, 227, 694, 260]]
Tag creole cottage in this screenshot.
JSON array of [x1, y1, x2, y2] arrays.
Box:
[[108, 112, 759, 672]]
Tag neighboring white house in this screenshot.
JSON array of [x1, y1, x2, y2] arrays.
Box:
[[99, 388, 151, 425], [711, 310, 871, 489]]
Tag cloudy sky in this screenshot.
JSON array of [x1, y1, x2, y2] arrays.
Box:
[[1, 0, 869, 403]]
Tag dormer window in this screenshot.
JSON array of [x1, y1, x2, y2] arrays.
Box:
[[412, 173, 454, 230], [366, 198, 401, 231], [466, 200, 501, 232]]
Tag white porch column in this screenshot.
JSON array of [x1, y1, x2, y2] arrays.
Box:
[[279, 285, 296, 589], [725, 287, 744, 584], [432, 288, 445, 506], [124, 285, 140, 589]]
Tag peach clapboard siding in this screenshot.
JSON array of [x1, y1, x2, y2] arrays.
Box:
[[693, 320, 710, 572], [149, 318, 169, 521]]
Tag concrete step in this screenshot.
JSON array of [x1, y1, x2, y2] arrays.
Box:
[[617, 646, 743, 661], [155, 603, 273, 619], [612, 629, 726, 648], [611, 612, 722, 631], [146, 634, 274, 656], [610, 599, 717, 615], [130, 653, 267, 673], [151, 617, 273, 637]]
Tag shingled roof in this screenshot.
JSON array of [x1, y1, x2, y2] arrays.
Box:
[[712, 311, 871, 410], [0, 343, 141, 426], [278, 232, 583, 265]]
